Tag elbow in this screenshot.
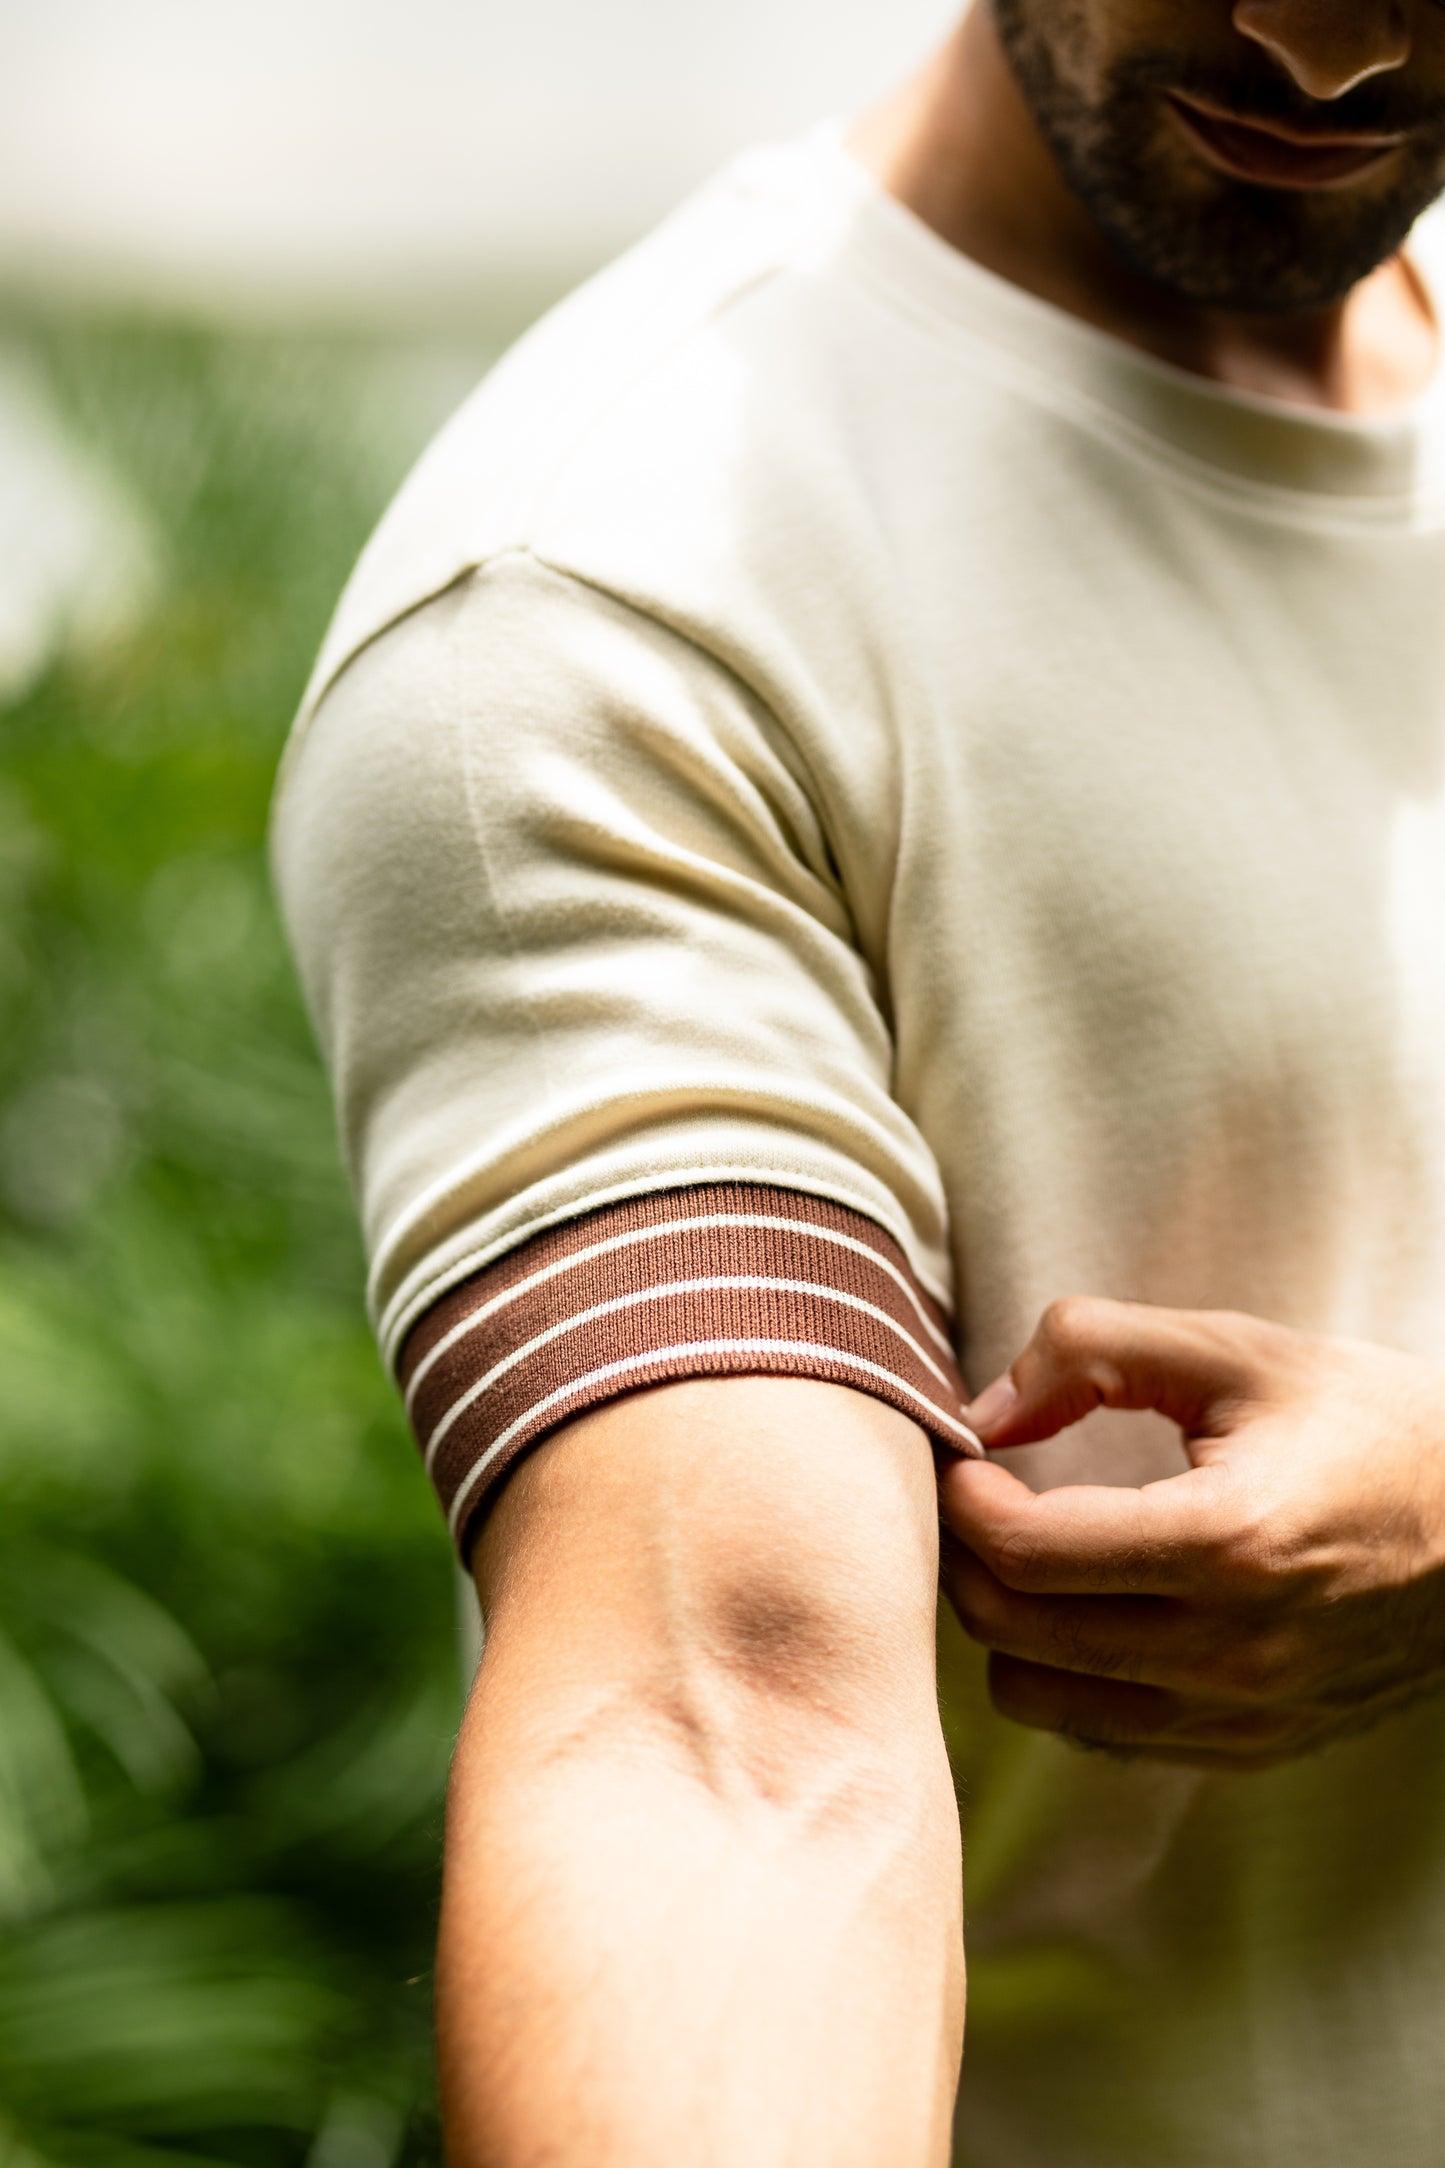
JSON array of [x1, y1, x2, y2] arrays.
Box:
[[622, 1541, 946, 1828], [468, 1375, 950, 1828]]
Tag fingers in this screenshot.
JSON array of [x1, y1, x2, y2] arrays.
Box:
[[939, 1454, 1240, 1597], [985, 1654, 1295, 1768], [944, 1545, 1213, 1691], [965, 1297, 1283, 1453]]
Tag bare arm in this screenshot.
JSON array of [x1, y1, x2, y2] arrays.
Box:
[[437, 1374, 965, 2167]]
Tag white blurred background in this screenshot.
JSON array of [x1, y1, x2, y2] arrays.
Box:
[[0, 0, 956, 697], [0, 0, 955, 322]]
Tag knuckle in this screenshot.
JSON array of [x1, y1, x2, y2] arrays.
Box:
[[1038, 1296, 1102, 1361], [989, 1523, 1051, 1593], [1110, 1539, 1165, 1596], [1043, 1604, 1123, 1679], [1214, 1529, 1271, 1596], [1206, 1496, 1286, 1597], [1034, 1297, 1133, 1409], [1212, 1628, 1306, 1703], [1043, 1605, 1090, 1667]]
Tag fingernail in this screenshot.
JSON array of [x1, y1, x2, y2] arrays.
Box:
[[965, 1373, 1019, 1438]]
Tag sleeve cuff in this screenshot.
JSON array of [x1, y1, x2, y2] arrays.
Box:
[[397, 1181, 982, 1562]]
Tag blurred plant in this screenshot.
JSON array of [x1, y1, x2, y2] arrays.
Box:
[[0, 309, 489, 2166]]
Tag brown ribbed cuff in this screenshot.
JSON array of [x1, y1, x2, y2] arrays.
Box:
[[398, 1182, 981, 1562]]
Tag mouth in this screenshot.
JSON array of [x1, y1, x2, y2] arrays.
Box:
[[1164, 90, 1407, 191]]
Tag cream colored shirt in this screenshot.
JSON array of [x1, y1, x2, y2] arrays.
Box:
[[275, 122, 1445, 2166]]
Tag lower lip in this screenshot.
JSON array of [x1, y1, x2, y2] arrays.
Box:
[[1164, 96, 1403, 191]]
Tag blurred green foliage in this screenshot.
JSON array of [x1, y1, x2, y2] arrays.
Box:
[[0, 311, 487, 2166]]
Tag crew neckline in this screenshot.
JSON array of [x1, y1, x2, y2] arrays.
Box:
[[795, 116, 1445, 512]]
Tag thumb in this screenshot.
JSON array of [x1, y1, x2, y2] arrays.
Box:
[[965, 1298, 1271, 1453]]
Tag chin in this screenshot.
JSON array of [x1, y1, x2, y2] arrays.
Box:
[[1087, 173, 1429, 317]]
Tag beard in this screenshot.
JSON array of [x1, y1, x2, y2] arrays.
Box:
[[991, 0, 1445, 314]]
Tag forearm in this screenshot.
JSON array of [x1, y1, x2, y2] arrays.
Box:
[[435, 1378, 965, 2167], [439, 1656, 961, 2164]]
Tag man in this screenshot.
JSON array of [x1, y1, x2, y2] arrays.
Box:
[[272, 1, 1445, 2159]]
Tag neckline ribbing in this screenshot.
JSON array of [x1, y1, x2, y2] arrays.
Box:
[[789, 117, 1445, 515]]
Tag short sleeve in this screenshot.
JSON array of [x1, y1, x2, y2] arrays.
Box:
[[272, 550, 971, 1556]]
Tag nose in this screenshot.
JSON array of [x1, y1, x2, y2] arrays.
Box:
[[1231, 0, 1411, 99]]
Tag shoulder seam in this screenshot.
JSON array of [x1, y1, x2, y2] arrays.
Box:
[[275, 236, 805, 798]]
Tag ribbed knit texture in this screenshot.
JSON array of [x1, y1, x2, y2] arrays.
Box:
[[399, 1181, 977, 1560]]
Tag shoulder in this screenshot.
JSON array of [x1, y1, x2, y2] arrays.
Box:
[[289, 131, 883, 753]]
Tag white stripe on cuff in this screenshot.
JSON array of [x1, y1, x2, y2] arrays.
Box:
[[422, 1271, 961, 1471], [446, 1337, 985, 1540], [404, 1207, 955, 1415]]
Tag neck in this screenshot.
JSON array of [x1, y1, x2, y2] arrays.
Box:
[[848, 5, 1438, 416]]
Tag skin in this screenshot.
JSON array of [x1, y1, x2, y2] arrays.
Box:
[[852, 0, 1445, 409], [942, 1301, 1445, 1769], [438, 4, 1445, 2159], [440, 1381, 963, 2164]]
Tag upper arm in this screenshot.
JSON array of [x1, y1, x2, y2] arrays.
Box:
[[274, 552, 951, 1333], [472, 1373, 946, 1791], [273, 551, 967, 1567]]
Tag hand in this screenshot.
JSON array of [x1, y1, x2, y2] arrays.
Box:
[[939, 1299, 1445, 1770]]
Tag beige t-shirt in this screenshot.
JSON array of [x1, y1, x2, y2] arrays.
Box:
[[274, 122, 1445, 2166]]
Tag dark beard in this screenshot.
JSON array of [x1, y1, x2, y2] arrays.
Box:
[[992, 0, 1445, 315]]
